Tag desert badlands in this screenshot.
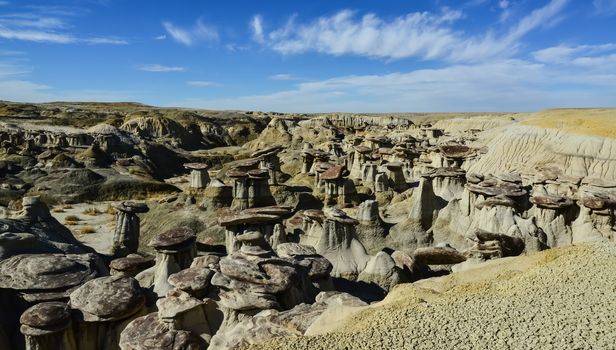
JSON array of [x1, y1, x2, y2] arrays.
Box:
[[0, 101, 614, 349]]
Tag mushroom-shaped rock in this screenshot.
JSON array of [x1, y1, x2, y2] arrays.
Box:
[[156, 289, 211, 343], [149, 227, 196, 251], [110, 255, 155, 277], [20, 302, 71, 331], [413, 246, 467, 265], [184, 163, 210, 189], [530, 195, 574, 209], [119, 313, 207, 350], [20, 302, 75, 350], [474, 230, 525, 257], [69, 276, 146, 350], [147, 227, 197, 297], [316, 208, 370, 280], [0, 253, 101, 302], [70, 276, 145, 322], [112, 201, 149, 257], [475, 194, 517, 209], [168, 267, 214, 299]]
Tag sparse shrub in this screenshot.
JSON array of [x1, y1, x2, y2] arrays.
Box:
[[64, 215, 80, 225], [82, 207, 101, 216], [79, 226, 96, 234], [62, 204, 74, 210], [52, 207, 65, 213], [105, 205, 116, 215]]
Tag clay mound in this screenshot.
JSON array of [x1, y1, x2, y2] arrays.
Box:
[[468, 124, 616, 181], [245, 242, 616, 349]]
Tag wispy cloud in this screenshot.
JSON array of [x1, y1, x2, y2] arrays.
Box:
[[533, 43, 616, 66], [0, 10, 127, 44], [162, 19, 218, 46], [137, 64, 186, 72], [250, 15, 265, 43], [187, 80, 219, 87], [155, 34, 166, 40], [259, 0, 569, 62], [180, 55, 616, 112], [593, 0, 616, 15], [268, 73, 297, 80]]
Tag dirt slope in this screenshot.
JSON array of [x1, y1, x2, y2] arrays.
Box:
[[246, 242, 616, 349]]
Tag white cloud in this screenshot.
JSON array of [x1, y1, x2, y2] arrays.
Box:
[[0, 12, 127, 44], [162, 19, 218, 46], [155, 34, 166, 40], [179, 58, 616, 112], [137, 64, 186, 72], [261, 0, 569, 62], [533, 43, 616, 64], [593, 0, 616, 15], [82, 37, 128, 45], [251, 15, 265, 43], [0, 26, 75, 43], [268, 73, 295, 80], [0, 80, 53, 102], [187, 80, 219, 87]]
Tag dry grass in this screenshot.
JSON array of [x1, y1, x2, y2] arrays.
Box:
[[522, 108, 616, 139], [52, 207, 65, 213], [64, 215, 80, 225], [79, 226, 96, 234], [62, 204, 74, 210], [105, 205, 116, 215], [82, 207, 101, 216]]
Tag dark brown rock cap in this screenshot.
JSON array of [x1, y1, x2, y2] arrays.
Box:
[[218, 206, 292, 226], [113, 201, 149, 214], [110, 254, 155, 272], [119, 313, 207, 350], [184, 162, 210, 170], [20, 302, 71, 334], [320, 164, 347, 180], [168, 267, 214, 295], [69, 276, 144, 322], [439, 144, 474, 158], [247, 168, 269, 179], [324, 208, 359, 225], [423, 167, 466, 179], [149, 227, 196, 251], [475, 194, 517, 209], [0, 253, 100, 296], [413, 246, 467, 265], [530, 194, 574, 209]]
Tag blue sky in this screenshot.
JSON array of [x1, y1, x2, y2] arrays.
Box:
[[1, 0, 615, 112]]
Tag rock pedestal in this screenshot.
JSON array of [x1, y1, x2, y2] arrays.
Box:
[[112, 201, 149, 257], [316, 208, 370, 280], [20, 302, 77, 350], [319, 165, 357, 207], [184, 163, 211, 189], [110, 255, 155, 278], [384, 162, 408, 192], [147, 227, 197, 297], [228, 168, 276, 210], [119, 313, 207, 350], [69, 276, 146, 350], [218, 206, 292, 255], [252, 145, 283, 186]]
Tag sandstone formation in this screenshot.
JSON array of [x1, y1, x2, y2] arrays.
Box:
[[0, 102, 615, 349]]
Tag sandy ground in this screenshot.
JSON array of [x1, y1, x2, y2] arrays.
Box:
[[50, 202, 116, 255], [246, 242, 616, 350]]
